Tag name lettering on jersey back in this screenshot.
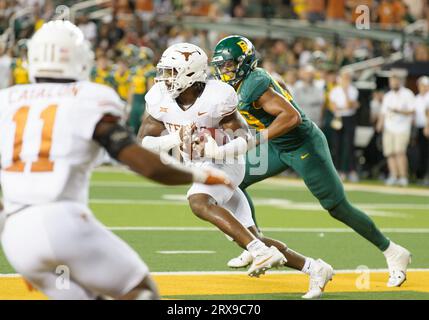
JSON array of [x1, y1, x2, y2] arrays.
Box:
[[8, 84, 79, 104]]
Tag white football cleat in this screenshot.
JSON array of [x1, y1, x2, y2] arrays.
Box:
[[385, 243, 412, 287], [227, 250, 253, 268], [302, 259, 334, 299], [247, 246, 286, 278]]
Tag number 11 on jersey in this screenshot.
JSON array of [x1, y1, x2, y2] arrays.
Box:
[[6, 104, 58, 173]]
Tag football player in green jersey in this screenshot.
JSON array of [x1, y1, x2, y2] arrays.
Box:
[[128, 46, 156, 135], [211, 35, 411, 288]]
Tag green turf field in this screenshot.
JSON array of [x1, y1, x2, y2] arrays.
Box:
[[1, 167, 428, 300]]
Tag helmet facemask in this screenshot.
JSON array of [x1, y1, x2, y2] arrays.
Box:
[[212, 54, 256, 87], [155, 66, 181, 98], [212, 59, 239, 85]]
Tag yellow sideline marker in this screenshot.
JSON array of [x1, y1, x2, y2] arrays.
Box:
[[0, 271, 428, 299]]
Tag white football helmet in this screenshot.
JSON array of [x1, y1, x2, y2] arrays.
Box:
[[155, 43, 208, 98], [28, 20, 94, 82]]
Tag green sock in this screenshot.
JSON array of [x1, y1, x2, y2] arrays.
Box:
[[329, 199, 390, 251]]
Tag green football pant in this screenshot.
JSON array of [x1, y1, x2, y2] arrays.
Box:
[[240, 124, 390, 251]]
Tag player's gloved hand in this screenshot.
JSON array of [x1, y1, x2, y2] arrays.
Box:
[[191, 166, 233, 189]]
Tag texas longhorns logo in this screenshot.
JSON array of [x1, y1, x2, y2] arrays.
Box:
[[176, 50, 201, 61]]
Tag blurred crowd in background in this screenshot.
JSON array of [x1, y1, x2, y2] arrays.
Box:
[[1, 0, 429, 187]]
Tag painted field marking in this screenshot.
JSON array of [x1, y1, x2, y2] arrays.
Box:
[[90, 197, 428, 213], [91, 167, 429, 197], [263, 178, 429, 196], [107, 226, 429, 233], [153, 271, 429, 296], [1, 270, 428, 299], [157, 251, 216, 254]]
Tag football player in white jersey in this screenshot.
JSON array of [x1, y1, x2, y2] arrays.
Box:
[[138, 43, 334, 298], [0, 21, 231, 300]]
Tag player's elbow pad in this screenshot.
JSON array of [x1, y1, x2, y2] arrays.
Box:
[[93, 123, 136, 160], [141, 134, 181, 154]]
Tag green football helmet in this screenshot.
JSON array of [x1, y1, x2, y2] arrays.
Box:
[[211, 35, 257, 86], [122, 44, 140, 65]]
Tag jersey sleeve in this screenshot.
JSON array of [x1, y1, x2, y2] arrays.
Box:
[[240, 69, 271, 104], [70, 82, 125, 140], [145, 83, 164, 121], [216, 82, 238, 118]]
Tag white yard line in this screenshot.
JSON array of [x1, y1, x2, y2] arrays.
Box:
[[107, 226, 429, 233], [90, 181, 304, 191], [261, 178, 429, 196], [90, 174, 429, 197], [90, 197, 423, 219], [157, 251, 216, 254], [91, 181, 161, 187], [91, 197, 429, 210], [1, 268, 429, 277], [90, 199, 187, 205]]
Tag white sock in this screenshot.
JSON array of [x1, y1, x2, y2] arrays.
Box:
[[246, 239, 268, 258], [134, 289, 158, 300], [301, 258, 316, 275], [383, 241, 396, 258]]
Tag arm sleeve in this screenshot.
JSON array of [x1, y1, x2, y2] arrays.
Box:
[[141, 133, 181, 154]]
